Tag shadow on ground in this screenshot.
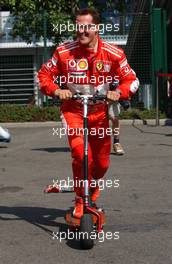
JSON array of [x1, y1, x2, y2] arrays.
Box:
[[0, 206, 67, 235], [0, 206, 83, 250], [32, 147, 70, 153]]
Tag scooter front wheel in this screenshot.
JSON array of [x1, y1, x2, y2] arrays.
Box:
[[80, 214, 94, 249]]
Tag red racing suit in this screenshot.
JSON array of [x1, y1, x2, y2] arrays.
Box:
[[38, 37, 139, 196]]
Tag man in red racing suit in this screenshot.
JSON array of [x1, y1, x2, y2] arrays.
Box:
[[38, 8, 139, 218]]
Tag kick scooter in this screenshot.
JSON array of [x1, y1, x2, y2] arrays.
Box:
[[44, 93, 129, 249], [65, 93, 107, 249]]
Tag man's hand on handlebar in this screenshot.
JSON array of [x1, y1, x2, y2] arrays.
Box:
[[54, 89, 72, 100], [53, 89, 123, 103], [107, 91, 120, 102]]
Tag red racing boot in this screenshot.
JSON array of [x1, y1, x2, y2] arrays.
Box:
[[73, 197, 84, 219], [44, 184, 60, 193]]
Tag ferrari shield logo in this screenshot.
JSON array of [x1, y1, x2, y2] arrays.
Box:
[[96, 61, 104, 71]]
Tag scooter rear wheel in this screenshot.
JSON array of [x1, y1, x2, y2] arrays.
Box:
[[80, 214, 94, 249]]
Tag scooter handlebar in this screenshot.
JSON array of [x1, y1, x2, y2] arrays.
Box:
[[72, 94, 130, 110], [55, 93, 130, 110], [72, 94, 107, 101]]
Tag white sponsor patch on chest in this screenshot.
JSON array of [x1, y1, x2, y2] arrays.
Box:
[[67, 59, 88, 71]]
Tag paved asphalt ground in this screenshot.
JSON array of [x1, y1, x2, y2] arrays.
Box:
[[0, 122, 172, 264]]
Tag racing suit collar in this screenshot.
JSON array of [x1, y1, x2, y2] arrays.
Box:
[[79, 36, 102, 58]]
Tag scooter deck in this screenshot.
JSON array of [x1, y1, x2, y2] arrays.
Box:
[[65, 208, 106, 228]]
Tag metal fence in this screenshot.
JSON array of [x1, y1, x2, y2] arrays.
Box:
[[0, 12, 152, 108]]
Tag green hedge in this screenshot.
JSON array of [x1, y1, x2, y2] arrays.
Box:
[[119, 109, 166, 120], [0, 105, 60, 122], [0, 104, 166, 122]]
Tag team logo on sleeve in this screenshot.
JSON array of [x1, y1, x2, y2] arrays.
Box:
[[119, 59, 132, 76], [52, 57, 57, 66], [46, 57, 58, 68], [46, 61, 52, 68]]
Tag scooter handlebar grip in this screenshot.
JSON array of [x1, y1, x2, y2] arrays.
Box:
[[119, 100, 130, 110], [93, 94, 107, 100]]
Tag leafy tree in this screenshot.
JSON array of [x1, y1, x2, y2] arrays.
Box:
[[0, 0, 128, 43], [0, 0, 80, 43]]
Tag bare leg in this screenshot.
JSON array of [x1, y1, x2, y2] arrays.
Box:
[[111, 117, 120, 143], [111, 118, 125, 155]]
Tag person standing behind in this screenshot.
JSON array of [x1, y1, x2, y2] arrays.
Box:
[[109, 80, 125, 155]]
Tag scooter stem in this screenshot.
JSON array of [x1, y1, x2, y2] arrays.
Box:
[[83, 97, 89, 205]]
